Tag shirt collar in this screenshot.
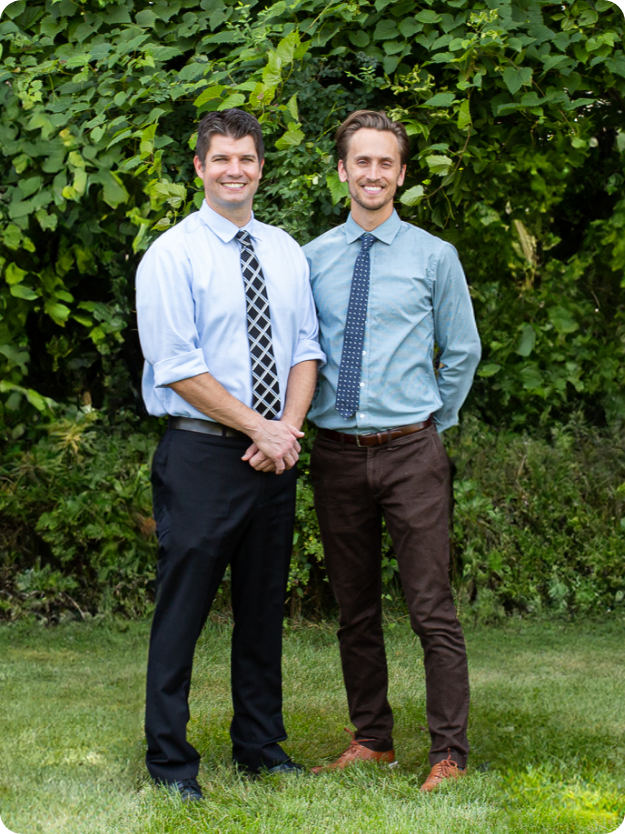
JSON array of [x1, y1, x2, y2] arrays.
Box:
[[344, 208, 402, 245], [199, 199, 263, 243]]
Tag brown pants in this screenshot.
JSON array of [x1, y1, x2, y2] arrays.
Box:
[[310, 424, 470, 767]]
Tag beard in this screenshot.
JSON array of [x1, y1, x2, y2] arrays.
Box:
[[347, 179, 397, 213]]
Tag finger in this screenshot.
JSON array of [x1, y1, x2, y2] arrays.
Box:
[[274, 458, 285, 475], [241, 443, 259, 462], [249, 451, 268, 467]]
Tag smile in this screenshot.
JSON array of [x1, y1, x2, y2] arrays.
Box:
[[221, 182, 246, 190], [362, 185, 384, 194]]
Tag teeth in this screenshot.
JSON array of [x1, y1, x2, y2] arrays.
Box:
[[222, 183, 245, 189], [363, 186, 382, 193]]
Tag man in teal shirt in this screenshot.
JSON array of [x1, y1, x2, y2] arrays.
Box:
[[304, 110, 480, 790]]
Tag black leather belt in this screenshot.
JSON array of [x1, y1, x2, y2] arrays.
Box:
[[169, 416, 248, 439], [319, 417, 433, 447]]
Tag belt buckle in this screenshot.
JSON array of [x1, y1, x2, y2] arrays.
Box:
[[355, 433, 365, 448]]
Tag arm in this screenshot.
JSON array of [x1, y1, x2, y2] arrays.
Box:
[[242, 359, 319, 472], [432, 245, 481, 433], [169, 373, 304, 475]]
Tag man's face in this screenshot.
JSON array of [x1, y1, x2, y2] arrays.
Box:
[[338, 128, 406, 213], [193, 133, 263, 216]]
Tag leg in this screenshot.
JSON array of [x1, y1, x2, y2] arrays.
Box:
[[377, 426, 470, 767], [145, 430, 257, 782], [310, 437, 393, 751], [229, 466, 298, 772]]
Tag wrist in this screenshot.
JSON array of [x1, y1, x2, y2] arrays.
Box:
[[280, 411, 303, 431]]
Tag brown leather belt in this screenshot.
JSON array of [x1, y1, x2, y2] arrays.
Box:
[[319, 417, 433, 447]]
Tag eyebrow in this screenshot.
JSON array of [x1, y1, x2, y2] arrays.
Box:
[[354, 155, 395, 163]]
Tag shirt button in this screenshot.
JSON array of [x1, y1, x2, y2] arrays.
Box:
[[360, 382, 365, 387], [362, 350, 366, 355], [359, 413, 365, 419]]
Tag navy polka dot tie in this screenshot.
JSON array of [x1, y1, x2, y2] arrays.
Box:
[[335, 233, 376, 419]]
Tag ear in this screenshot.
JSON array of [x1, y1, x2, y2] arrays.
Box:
[[338, 159, 348, 183], [397, 164, 407, 187], [259, 157, 265, 180], [193, 155, 204, 178]]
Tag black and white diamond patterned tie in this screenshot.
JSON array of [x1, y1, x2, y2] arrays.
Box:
[[235, 229, 281, 419], [335, 233, 376, 419]]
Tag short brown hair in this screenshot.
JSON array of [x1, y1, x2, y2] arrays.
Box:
[[196, 108, 264, 165], [335, 110, 410, 167]]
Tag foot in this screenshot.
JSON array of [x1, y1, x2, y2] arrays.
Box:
[[265, 759, 306, 776], [311, 728, 395, 774], [157, 776, 203, 802], [420, 752, 466, 792]]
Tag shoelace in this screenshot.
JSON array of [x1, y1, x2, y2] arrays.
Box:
[[430, 749, 462, 780], [340, 727, 377, 758]]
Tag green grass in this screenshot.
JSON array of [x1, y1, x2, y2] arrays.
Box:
[[1, 616, 624, 833]]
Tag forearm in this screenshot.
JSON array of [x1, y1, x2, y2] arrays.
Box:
[[281, 360, 319, 430], [168, 373, 264, 437]]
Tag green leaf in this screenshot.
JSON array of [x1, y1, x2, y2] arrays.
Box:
[[135, 9, 156, 28], [275, 127, 304, 151], [374, 20, 399, 40], [422, 92, 455, 107], [503, 66, 533, 95], [399, 19, 422, 38], [348, 31, 369, 47], [457, 100, 471, 130], [415, 10, 442, 23], [326, 171, 350, 205], [286, 94, 299, 122], [478, 363, 501, 377], [549, 306, 579, 334], [5, 3, 26, 21], [194, 85, 226, 108], [20, 176, 42, 198], [516, 324, 536, 357], [10, 284, 38, 301], [276, 31, 299, 65], [45, 300, 71, 325], [425, 155, 453, 176], [5, 263, 28, 285], [218, 93, 245, 111], [98, 171, 130, 209], [400, 185, 425, 206]]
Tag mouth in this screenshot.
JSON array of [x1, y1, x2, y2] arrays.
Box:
[[361, 184, 385, 196], [220, 182, 247, 191]]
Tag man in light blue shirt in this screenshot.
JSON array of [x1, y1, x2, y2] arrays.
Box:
[[136, 109, 325, 798], [304, 110, 480, 790]]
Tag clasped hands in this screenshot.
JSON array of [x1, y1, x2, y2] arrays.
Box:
[[241, 418, 304, 474]]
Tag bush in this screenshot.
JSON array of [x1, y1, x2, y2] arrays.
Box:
[[2, 409, 624, 621]]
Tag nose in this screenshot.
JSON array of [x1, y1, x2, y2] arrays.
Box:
[[225, 157, 244, 178]]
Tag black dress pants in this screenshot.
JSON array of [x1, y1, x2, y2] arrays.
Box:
[[145, 427, 297, 781]]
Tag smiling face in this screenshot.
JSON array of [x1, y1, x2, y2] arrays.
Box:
[[338, 128, 406, 229], [193, 133, 264, 226]]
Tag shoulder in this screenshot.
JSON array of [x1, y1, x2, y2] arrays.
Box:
[[145, 211, 203, 256], [302, 224, 346, 259], [396, 220, 457, 258], [255, 219, 303, 255]]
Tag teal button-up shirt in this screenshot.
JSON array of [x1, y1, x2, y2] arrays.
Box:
[[303, 209, 481, 434]]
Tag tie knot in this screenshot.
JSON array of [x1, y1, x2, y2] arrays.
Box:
[[360, 233, 375, 251], [235, 229, 253, 249]]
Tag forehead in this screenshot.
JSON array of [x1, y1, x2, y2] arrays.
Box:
[[347, 128, 400, 160], [206, 133, 258, 158]]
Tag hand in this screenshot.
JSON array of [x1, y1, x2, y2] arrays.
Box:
[[242, 420, 303, 474]]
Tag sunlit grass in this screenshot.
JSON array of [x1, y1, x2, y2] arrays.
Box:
[[0, 616, 623, 833]]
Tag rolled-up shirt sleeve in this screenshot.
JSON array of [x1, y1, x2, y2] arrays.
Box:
[[291, 253, 327, 368], [136, 239, 210, 388], [431, 244, 481, 432]]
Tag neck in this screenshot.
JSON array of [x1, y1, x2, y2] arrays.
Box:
[[205, 196, 252, 228], [350, 200, 394, 232]]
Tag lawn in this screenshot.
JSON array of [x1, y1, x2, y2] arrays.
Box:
[[0, 615, 623, 834]]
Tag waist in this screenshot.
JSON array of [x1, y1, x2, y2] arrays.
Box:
[[168, 416, 249, 440], [318, 418, 433, 448]]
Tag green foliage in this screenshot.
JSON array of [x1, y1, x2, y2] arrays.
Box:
[[1, 0, 624, 617], [0, 0, 624, 431], [0, 408, 157, 617]]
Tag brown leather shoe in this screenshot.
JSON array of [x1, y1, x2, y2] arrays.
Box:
[[420, 751, 467, 792], [311, 728, 395, 774]]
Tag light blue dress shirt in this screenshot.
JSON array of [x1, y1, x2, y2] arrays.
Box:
[[136, 200, 326, 420], [303, 210, 481, 434]]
